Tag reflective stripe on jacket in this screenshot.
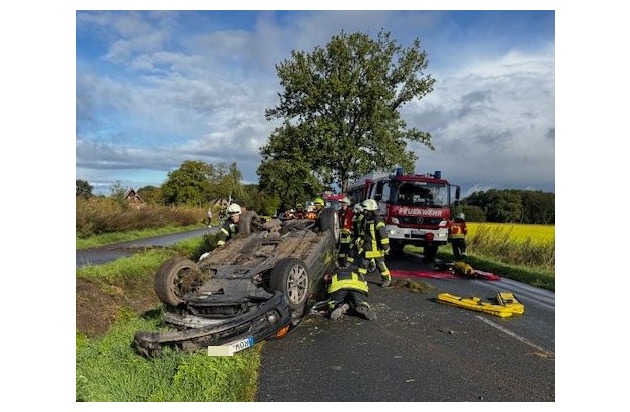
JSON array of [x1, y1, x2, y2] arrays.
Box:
[[327, 268, 369, 294], [449, 219, 467, 240], [363, 215, 389, 259]]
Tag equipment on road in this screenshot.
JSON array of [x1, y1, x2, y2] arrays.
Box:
[[436, 292, 524, 318]]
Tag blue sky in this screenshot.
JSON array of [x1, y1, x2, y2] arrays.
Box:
[[76, 9, 555, 197]]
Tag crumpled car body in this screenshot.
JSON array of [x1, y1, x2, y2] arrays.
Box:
[[134, 209, 339, 358]]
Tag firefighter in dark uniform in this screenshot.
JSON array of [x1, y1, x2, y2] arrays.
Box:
[[327, 265, 375, 320], [357, 199, 392, 288], [337, 197, 355, 268], [352, 203, 365, 262], [216, 203, 241, 247]]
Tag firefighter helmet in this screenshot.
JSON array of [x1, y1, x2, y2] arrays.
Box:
[[362, 198, 378, 211], [457, 212, 465, 220], [353, 203, 363, 212], [227, 203, 242, 215], [341, 197, 351, 205], [313, 197, 325, 207]]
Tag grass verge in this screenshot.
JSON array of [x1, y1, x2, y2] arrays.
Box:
[[76, 224, 205, 250]]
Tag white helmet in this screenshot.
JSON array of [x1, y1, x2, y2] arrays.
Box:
[[457, 212, 465, 220], [362, 198, 378, 211], [341, 197, 351, 205], [227, 203, 242, 215], [353, 203, 363, 212]]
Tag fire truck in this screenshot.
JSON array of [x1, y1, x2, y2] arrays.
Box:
[[321, 190, 347, 210], [346, 168, 461, 261]]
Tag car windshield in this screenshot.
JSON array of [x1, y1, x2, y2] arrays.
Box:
[[392, 182, 449, 207]]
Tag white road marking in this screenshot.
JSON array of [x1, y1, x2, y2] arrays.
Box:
[[476, 315, 554, 357]]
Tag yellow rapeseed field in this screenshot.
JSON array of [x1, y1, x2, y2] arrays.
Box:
[[467, 222, 555, 245]]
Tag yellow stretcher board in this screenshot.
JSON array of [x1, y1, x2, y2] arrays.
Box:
[[495, 292, 525, 314], [437, 293, 515, 318]]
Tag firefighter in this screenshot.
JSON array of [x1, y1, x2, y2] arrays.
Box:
[[327, 265, 375, 320], [294, 203, 306, 219], [357, 199, 392, 288], [448, 212, 468, 259], [338, 197, 355, 268], [216, 203, 242, 247], [312, 197, 325, 216]]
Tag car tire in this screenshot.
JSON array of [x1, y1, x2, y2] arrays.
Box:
[[318, 207, 340, 245], [238, 210, 258, 235], [154, 257, 207, 307], [269, 258, 309, 313]]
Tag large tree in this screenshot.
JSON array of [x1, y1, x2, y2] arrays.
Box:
[[257, 123, 324, 208], [161, 160, 215, 206], [260, 30, 436, 193]]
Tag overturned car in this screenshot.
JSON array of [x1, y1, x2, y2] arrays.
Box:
[[133, 208, 339, 358]]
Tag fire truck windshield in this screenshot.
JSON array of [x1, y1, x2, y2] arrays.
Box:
[[391, 182, 449, 207]]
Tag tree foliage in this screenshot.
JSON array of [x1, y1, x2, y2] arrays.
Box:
[[257, 124, 323, 209], [259, 29, 435, 198], [161, 161, 215, 206], [76, 179, 93, 198], [160, 160, 245, 207], [463, 189, 554, 224], [137, 186, 162, 205]]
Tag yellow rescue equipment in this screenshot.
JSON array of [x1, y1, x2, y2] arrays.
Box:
[[437, 292, 525, 318]]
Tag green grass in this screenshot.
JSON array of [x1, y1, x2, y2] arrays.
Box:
[[76, 315, 261, 402], [76, 234, 259, 402]]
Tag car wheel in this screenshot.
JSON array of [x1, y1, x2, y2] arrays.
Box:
[[154, 257, 207, 307], [238, 210, 258, 235], [269, 258, 309, 313], [318, 208, 340, 245]]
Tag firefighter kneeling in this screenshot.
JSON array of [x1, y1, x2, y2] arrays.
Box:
[[327, 265, 375, 321]]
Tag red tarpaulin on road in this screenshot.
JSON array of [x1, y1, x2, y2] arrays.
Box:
[[389, 269, 501, 281], [390, 269, 459, 279]]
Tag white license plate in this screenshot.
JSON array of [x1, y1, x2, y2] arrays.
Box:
[[411, 229, 425, 235], [230, 336, 254, 353]]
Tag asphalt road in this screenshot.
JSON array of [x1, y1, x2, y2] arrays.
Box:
[[255, 253, 555, 402], [76, 227, 212, 267], [76, 228, 555, 401]]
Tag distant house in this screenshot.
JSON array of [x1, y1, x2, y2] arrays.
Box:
[[124, 188, 146, 209]]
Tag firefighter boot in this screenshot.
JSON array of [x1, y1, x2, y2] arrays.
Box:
[[355, 302, 375, 320], [381, 276, 392, 288], [330, 303, 350, 320]]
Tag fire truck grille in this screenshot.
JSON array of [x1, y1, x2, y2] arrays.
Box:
[[399, 216, 442, 226]]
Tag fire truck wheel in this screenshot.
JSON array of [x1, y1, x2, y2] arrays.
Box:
[[390, 240, 405, 256], [422, 245, 438, 263]]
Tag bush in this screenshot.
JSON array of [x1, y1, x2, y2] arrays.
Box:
[[76, 197, 205, 237]]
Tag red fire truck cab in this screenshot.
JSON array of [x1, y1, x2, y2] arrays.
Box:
[[346, 168, 460, 261]]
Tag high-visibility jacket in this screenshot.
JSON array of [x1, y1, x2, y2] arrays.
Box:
[[216, 220, 238, 246], [327, 268, 369, 294], [362, 214, 390, 259], [449, 218, 467, 240]]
